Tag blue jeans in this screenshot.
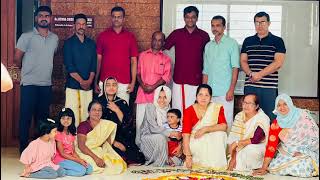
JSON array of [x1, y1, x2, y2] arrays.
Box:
[[29, 166, 65, 179], [244, 86, 278, 121], [59, 160, 93, 176]]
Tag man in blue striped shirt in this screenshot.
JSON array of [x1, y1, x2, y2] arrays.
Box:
[[240, 11, 286, 121]]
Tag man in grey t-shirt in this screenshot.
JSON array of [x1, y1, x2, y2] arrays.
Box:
[[14, 6, 58, 153]]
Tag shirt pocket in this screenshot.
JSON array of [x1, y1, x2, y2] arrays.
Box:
[[155, 63, 165, 75]]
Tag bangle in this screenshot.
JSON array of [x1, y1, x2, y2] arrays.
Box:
[[185, 154, 192, 157]]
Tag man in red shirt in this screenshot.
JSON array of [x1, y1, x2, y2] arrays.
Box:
[[95, 6, 138, 104], [164, 6, 210, 116]]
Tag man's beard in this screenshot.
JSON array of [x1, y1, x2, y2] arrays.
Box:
[[38, 24, 49, 28], [37, 21, 49, 28]]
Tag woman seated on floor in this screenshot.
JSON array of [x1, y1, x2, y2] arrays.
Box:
[[253, 93, 319, 177], [139, 85, 183, 166], [76, 100, 126, 174], [98, 77, 145, 165], [227, 93, 270, 171], [182, 84, 228, 170]]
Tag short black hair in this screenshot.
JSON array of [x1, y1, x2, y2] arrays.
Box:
[[35, 6, 52, 16], [57, 108, 77, 136], [111, 6, 125, 17], [254, 11, 270, 22], [183, 6, 199, 17], [167, 109, 182, 119], [39, 118, 57, 137], [74, 13, 87, 23], [212, 15, 226, 27]]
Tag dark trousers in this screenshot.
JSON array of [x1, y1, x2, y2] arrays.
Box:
[[244, 86, 278, 122], [19, 85, 52, 153]]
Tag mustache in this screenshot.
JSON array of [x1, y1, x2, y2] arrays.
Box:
[[40, 20, 48, 23]]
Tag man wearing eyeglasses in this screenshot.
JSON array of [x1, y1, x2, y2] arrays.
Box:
[[240, 11, 286, 121]]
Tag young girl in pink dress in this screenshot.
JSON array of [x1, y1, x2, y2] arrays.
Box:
[[20, 119, 66, 178], [53, 108, 93, 176]]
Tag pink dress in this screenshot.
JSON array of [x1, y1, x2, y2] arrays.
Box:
[[53, 131, 76, 164], [20, 138, 59, 172]]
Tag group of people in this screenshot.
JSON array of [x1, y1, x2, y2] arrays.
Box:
[[13, 4, 318, 179]]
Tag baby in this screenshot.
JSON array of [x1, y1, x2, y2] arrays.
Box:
[[163, 109, 183, 166]]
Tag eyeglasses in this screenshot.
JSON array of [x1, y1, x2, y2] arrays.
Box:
[[91, 109, 102, 112], [254, 21, 268, 26], [242, 101, 256, 106]]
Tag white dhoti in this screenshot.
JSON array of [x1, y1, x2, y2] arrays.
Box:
[[65, 88, 93, 127], [172, 81, 198, 118], [212, 96, 234, 132]]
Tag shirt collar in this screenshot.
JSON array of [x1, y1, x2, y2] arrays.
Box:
[[183, 26, 200, 34], [254, 32, 272, 40], [72, 34, 88, 43], [33, 27, 53, 36], [107, 27, 125, 34], [146, 48, 163, 55], [213, 34, 226, 44]]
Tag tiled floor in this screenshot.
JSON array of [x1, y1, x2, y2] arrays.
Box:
[[1, 147, 318, 180]]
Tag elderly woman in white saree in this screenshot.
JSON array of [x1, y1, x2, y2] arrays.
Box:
[[227, 93, 270, 171], [140, 86, 182, 166], [182, 84, 228, 170]]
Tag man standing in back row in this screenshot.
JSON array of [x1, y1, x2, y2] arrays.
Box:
[[14, 6, 59, 153], [203, 15, 240, 129], [240, 11, 286, 120], [135, 31, 172, 147], [63, 13, 97, 127], [164, 6, 210, 116], [95, 6, 138, 104]]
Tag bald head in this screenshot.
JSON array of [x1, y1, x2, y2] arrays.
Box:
[[151, 31, 165, 52]]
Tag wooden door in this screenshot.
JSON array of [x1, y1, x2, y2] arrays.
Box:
[[1, 0, 20, 147]]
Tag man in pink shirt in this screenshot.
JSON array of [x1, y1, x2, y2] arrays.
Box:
[[95, 6, 138, 104], [135, 31, 171, 146]]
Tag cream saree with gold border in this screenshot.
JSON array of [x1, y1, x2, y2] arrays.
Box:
[[76, 120, 127, 174], [189, 103, 228, 170], [227, 109, 270, 171]]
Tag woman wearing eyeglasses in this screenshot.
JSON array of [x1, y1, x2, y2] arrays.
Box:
[[227, 93, 270, 171]]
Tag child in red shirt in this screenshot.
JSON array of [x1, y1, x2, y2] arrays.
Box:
[[163, 109, 183, 166]]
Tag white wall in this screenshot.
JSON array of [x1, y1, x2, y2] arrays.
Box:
[[162, 0, 319, 97]]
